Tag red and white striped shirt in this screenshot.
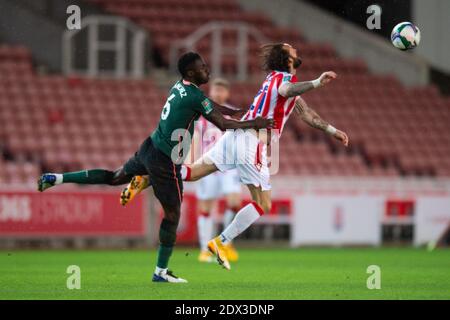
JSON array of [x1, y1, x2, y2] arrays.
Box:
[[242, 70, 298, 136]]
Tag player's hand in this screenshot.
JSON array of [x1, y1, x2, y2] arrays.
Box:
[[333, 129, 349, 147], [319, 71, 337, 86], [254, 117, 275, 129]]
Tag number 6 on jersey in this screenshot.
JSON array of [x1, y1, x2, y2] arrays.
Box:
[[161, 94, 175, 120]]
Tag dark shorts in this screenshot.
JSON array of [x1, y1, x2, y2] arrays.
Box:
[[123, 137, 183, 209]]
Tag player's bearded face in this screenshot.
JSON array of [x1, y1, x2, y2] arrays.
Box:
[[291, 56, 302, 69]]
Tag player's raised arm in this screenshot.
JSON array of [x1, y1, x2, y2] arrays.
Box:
[[278, 71, 338, 98], [204, 106, 273, 131], [294, 96, 349, 146]]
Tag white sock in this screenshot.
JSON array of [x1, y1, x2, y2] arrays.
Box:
[[223, 208, 235, 229], [198, 214, 213, 251], [54, 174, 63, 184], [221, 202, 263, 244], [154, 266, 167, 275]]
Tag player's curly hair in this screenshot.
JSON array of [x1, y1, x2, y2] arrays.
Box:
[[260, 43, 291, 72]]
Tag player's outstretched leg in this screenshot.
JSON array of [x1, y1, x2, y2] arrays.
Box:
[[208, 186, 270, 270], [119, 156, 218, 206], [37, 168, 133, 192], [120, 175, 151, 206], [120, 156, 217, 205]]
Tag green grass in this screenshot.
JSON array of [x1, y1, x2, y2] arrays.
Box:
[[0, 248, 449, 299]]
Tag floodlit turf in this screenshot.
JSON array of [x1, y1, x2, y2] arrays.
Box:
[[0, 248, 449, 300]]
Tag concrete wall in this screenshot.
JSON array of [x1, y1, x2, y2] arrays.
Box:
[[0, 0, 102, 72], [0, 0, 62, 71], [413, 0, 450, 73], [238, 0, 429, 86]]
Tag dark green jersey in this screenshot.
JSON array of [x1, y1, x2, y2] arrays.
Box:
[[151, 80, 213, 162]]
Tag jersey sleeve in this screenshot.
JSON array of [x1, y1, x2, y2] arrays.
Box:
[[277, 72, 298, 97], [192, 92, 214, 117], [278, 72, 296, 88]]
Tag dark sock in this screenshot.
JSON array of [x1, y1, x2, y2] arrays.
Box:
[[157, 219, 178, 269], [62, 169, 114, 184], [157, 245, 173, 270]]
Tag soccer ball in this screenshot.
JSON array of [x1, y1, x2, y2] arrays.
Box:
[[391, 22, 421, 50]]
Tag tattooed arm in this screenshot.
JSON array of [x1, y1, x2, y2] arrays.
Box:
[[279, 71, 337, 98], [295, 96, 349, 146]]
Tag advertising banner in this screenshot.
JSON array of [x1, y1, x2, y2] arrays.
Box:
[[291, 194, 383, 246], [0, 190, 146, 236], [414, 196, 450, 246]]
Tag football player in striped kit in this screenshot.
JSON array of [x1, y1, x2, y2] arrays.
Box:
[[122, 43, 349, 270], [184, 43, 348, 270]]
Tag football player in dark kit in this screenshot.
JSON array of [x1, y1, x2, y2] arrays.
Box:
[[38, 52, 273, 283]]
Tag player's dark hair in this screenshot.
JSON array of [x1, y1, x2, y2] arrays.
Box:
[[177, 52, 202, 78], [260, 43, 291, 72]]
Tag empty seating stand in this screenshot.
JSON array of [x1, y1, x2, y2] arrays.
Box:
[[84, 0, 450, 177], [1, 0, 450, 183]]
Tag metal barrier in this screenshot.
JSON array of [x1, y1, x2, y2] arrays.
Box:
[[169, 21, 268, 81], [62, 15, 148, 78]]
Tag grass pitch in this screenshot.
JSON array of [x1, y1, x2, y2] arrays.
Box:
[[0, 247, 449, 300]]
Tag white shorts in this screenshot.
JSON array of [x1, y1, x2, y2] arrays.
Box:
[[195, 169, 242, 200], [204, 130, 271, 191]]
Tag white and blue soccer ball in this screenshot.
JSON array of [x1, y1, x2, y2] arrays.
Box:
[[391, 22, 421, 50]]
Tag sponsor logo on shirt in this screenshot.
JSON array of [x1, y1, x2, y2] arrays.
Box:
[[202, 99, 213, 114]]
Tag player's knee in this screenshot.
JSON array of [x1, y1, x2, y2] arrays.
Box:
[[97, 170, 115, 185], [159, 218, 178, 246], [252, 199, 270, 214], [164, 214, 180, 226], [260, 199, 272, 214], [110, 168, 130, 186], [162, 206, 181, 225]]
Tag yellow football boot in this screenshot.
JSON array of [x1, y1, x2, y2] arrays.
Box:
[[207, 236, 231, 270], [224, 243, 239, 262], [120, 175, 150, 206]]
